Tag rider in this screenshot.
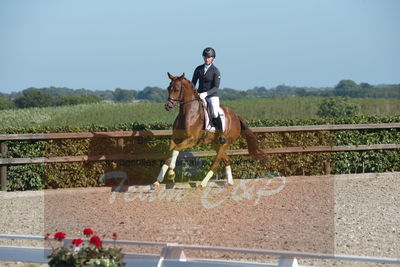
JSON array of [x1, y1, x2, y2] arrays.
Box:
[[192, 47, 226, 144]]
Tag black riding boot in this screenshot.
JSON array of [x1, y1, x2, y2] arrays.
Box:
[[212, 115, 226, 144]]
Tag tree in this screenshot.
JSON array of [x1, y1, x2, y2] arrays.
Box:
[[219, 88, 246, 100], [335, 80, 359, 90], [54, 95, 101, 106], [246, 86, 268, 98], [360, 82, 373, 89], [294, 88, 307, 97], [113, 88, 136, 102], [95, 90, 115, 100], [334, 80, 361, 97], [0, 97, 15, 110], [137, 87, 166, 102], [14, 90, 54, 108], [316, 97, 361, 118]]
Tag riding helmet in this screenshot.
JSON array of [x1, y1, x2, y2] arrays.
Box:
[[202, 47, 216, 58]]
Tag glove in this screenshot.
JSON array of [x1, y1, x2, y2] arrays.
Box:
[[199, 92, 207, 100]]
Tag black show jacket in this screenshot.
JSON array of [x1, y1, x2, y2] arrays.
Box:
[[192, 64, 221, 97]]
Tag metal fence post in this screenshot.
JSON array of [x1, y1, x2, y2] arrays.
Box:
[[1, 141, 8, 191], [278, 257, 299, 267], [157, 243, 186, 267]]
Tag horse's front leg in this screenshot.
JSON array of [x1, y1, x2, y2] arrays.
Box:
[[200, 146, 229, 187], [155, 149, 179, 185], [154, 134, 199, 185]]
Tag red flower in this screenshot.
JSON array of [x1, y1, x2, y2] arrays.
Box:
[[54, 232, 66, 241], [72, 238, 83, 246], [112, 233, 118, 240], [90, 235, 102, 247], [83, 228, 94, 237], [44, 233, 51, 240]]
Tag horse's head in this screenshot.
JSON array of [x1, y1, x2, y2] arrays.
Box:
[[165, 72, 186, 111]]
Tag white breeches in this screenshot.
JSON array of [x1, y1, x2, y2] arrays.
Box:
[[206, 96, 220, 118]]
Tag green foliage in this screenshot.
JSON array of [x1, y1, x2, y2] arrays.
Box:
[[335, 80, 360, 90], [332, 128, 400, 173], [316, 97, 361, 118], [54, 95, 101, 106], [14, 90, 54, 108], [1, 97, 399, 130], [48, 243, 125, 267], [137, 86, 167, 102], [219, 88, 247, 100], [1, 115, 399, 191], [13, 89, 101, 109], [222, 81, 399, 99], [48, 246, 125, 267], [0, 97, 15, 110], [332, 80, 363, 98], [113, 88, 137, 102], [3, 81, 400, 110], [8, 164, 45, 191], [23, 86, 101, 98], [6, 140, 47, 191]]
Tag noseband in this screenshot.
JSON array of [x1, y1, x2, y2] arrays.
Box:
[[167, 97, 198, 105], [167, 83, 200, 105]]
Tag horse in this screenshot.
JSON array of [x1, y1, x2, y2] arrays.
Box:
[[154, 72, 267, 188]]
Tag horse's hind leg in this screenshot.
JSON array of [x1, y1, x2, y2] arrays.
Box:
[[222, 155, 233, 185]]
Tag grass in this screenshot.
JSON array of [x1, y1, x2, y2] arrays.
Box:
[[0, 97, 399, 129]]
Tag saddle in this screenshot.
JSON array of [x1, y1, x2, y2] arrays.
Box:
[[202, 100, 226, 132]]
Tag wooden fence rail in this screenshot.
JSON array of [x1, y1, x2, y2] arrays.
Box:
[[1, 123, 400, 141], [1, 123, 399, 191]]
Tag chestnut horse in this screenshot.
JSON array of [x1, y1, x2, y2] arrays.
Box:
[[154, 72, 267, 187]]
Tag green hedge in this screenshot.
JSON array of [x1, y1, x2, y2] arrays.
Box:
[[1, 115, 399, 191]]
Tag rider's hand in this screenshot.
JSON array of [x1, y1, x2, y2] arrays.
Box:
[[199, 92, 207, 100]]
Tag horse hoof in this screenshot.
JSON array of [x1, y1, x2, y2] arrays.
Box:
[[166, 169, 176, 183], [151, 181, 161, 190], [167, 169, 175, 177]]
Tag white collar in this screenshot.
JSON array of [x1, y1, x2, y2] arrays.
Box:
[[204, 63, 212, 72]]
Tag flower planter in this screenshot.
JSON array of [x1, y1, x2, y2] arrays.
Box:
[[46, 229, 124, 267]]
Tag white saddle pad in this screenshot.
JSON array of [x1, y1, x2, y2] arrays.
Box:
[[203, 101, 226, 132]]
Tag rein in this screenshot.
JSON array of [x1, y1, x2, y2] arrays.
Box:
[[167, 81, 201, 105], [167, 97, 199, 105]]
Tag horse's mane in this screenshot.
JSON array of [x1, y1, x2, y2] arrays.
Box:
[[180, 77, 199, 96]]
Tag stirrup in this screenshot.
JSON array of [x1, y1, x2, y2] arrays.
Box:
[[219, 135, 227, 144]]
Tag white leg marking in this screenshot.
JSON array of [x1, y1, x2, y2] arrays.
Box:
[[226, 165, 233, 185], [157, 164, 169, 182], [169, 150, 179, 169], [200, 170, 214, 188]]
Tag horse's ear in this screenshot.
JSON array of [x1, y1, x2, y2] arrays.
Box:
[[179, 73, 185, 79], [167, 72, 175, 80]]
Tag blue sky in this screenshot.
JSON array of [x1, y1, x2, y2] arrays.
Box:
[[0, 0, 399, 93]]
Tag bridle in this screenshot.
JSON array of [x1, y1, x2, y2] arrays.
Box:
[[167, 97, 198, 105], [167, 82, 200, 106]]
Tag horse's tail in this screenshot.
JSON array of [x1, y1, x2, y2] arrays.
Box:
[[238, 116, 268, 161]]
